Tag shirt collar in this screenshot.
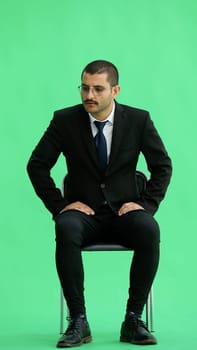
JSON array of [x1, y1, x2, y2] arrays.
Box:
[[88, 101, 115, 126]]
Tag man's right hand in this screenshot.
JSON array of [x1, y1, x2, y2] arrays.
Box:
[[60, 201, 95, 215]]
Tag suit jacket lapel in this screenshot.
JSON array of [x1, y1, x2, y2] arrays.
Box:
[[107, 102, 126, 173]]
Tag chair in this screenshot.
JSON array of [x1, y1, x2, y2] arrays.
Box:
[[60, 171, 154, 333]]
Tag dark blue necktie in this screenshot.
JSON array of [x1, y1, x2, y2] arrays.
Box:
[[94, 121, 107, 172]]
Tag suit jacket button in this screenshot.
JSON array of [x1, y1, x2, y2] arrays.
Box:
[[100, 183, 106, 189]]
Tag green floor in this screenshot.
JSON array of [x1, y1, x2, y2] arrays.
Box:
[[1, 251, 196, 350]]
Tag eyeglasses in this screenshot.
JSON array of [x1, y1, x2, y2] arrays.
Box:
[[78, 84, 114, 95]]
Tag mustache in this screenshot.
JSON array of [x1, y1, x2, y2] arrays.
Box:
[[83, 99, 98, 104]]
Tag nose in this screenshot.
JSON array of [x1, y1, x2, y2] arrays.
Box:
[[87, 87, 95, 98]]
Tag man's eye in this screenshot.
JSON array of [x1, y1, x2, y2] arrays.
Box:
[[94, 87, 105, 92], [82, 86, 89, 92]]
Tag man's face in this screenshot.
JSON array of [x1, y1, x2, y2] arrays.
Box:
[[80, 72, 120, 120]]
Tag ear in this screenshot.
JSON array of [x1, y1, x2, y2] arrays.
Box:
[[112, 85, 120, 98]]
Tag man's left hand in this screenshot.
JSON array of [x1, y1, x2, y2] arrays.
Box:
[[118, 202, 144, 216]]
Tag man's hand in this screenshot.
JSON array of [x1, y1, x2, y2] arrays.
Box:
[[60, 201, 95, 215], [118, 202, 144, 216]]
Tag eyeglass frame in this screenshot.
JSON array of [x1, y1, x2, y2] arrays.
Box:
[[78, 84, 116, 95]]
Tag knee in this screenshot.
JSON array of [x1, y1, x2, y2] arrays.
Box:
[[135, 214, 160, 249], [55, 211, 84, 246], [145, 219, 160, 247]]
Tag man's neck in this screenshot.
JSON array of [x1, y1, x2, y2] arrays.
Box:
[[91, 102, 115, 121]]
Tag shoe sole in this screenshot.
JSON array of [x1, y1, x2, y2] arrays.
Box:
[[120, 336, 157, 345], [57, 335, 92, 347]]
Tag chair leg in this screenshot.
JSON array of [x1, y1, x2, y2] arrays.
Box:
[[146, 287, 154, 332], [149, 287, 154, 332]]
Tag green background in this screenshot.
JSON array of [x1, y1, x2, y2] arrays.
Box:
[[0, 1, 197, 349]]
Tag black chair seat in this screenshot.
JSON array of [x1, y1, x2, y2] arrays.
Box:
[[82, 244, 130, 251]]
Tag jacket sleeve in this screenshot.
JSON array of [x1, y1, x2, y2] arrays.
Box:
[[136, 113, 172, 215], [27, 114, 69, 219]]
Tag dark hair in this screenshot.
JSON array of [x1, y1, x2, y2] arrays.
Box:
[[81, 60, 119, 86]]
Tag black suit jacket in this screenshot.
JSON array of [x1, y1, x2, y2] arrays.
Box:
[[27, 102, 172, 218]]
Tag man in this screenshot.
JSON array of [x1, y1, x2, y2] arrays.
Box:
[[27, 60, 172, 347]]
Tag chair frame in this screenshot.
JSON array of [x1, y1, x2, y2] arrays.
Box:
[[60, 171, 155, 334]]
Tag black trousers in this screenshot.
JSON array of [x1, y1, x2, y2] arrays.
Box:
[[55, 206, 160, 318]]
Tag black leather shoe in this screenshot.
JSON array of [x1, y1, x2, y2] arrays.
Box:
[[120, 314, 157, 345], [57, 315, 92, 348]]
